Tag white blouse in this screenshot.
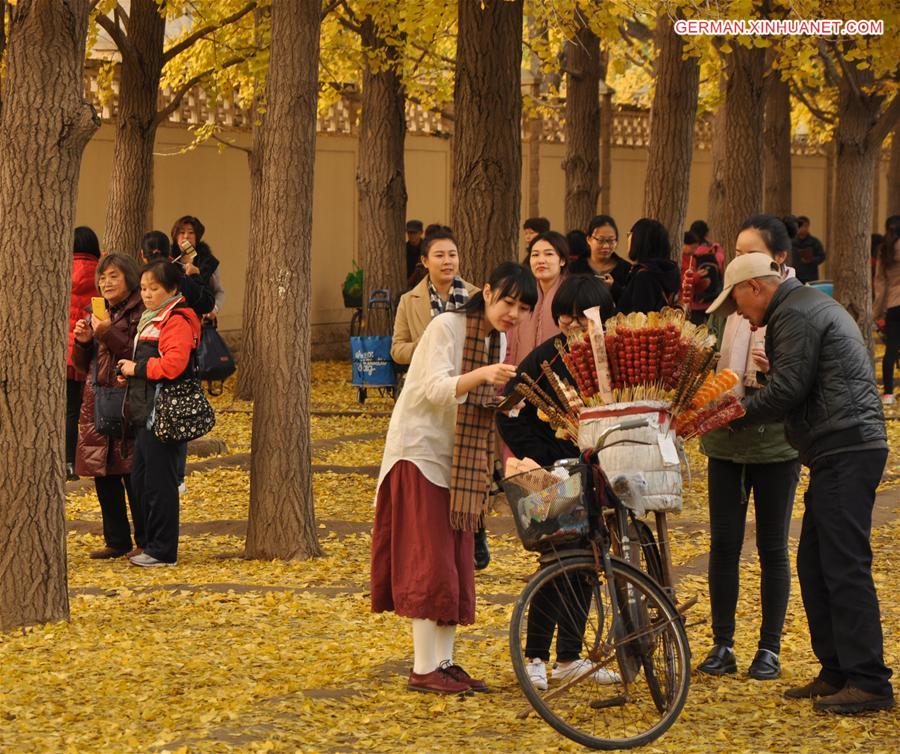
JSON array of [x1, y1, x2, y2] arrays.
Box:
[[378, 312, 506, 491]]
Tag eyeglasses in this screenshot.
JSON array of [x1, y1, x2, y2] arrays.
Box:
[[590, 235, 617, 246], [557, 313, 590, 326]]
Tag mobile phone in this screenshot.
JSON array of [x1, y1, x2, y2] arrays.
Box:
[[91, 297, 108, 320]]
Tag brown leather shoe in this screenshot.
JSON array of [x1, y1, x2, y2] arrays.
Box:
[[439, 661, 489, 692], [125, 547, 144, 558], [89, 547, 130, 560], [813, 685, 895, 714], [784, 678, 843, 699], [407, 668, 472, 695]]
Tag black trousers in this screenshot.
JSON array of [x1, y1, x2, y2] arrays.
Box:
[[525, 568, 592, 663], [132, 427, 182, 563], [800, 449, 893, 696], [95, 474, 140, 551], [707, 457, 799, 653], [65, 379, 83, 466], [881, 306, 900, 394]]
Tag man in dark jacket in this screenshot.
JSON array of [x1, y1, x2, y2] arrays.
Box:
[[790, 216, 826, 283], [707, 253, 894, 714]]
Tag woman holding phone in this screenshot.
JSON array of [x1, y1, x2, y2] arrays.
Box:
[[371, 262, 537, 695], [72, 253, 144, 558]]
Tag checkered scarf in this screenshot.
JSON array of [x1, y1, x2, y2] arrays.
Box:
[[449, 310, 500, 531], [428, 277, 470, 318]]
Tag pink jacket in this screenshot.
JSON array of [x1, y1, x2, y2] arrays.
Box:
[[504, 275, 563, 366]]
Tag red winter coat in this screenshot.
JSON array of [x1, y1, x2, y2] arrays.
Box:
[[72, 290, 144, 477], [68, 252, 99, 381]]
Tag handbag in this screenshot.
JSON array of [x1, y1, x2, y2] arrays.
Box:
[[197, 320, 235, 395], [151, 355, 216, 443], [92, 359, 127, 437]]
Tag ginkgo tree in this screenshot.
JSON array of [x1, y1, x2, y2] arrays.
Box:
[[782, 0, 899, 342], [92, 0, 258, 256], [0, 0, 99, 630]]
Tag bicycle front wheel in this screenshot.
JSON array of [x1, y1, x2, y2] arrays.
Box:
[[509, 556, 690, 750]]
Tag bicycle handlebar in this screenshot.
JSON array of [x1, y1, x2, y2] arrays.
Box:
[[590, 417, 650, 454]]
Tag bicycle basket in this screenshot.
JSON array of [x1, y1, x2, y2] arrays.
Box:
[[500, 463, 591, 552]]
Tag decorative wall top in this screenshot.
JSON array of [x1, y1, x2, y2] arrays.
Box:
[[83, 61, 826, 155]]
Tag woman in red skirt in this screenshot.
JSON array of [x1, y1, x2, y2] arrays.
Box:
[[371, 262, 537, 695]]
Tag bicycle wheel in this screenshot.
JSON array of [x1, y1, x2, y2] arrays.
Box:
[[509, 555, 690, 750]]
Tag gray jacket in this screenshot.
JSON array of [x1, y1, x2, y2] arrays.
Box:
[[734, 277, 886, 465]]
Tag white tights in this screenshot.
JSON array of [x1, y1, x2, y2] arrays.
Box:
[[411, 618, 457, 674]]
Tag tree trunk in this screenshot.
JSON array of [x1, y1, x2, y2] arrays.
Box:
[[235, 8, 268, 403], [451, 0, 523, 284], [357, 17, 407, 304], [720, 44, 766, 261], [102, 0, 165, 256], [763, 67, 792, 217], [235, 108, 264, 402], [599, 89, 612, 215], [525, 16, 544, 219], [563, 8, 601, 234], [888, 123, 900, 219], [707, 104, 727, 244], [244, 0, 322, 560], [0, 0, 98, 630], [831, 76, 899, 349], [642, 12, 700, 253], [825, 139, 835, 255]]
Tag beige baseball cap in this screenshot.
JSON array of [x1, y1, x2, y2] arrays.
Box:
[[706, 252, 782, 317]]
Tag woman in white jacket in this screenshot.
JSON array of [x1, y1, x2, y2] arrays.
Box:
[[371, 262, 537, 695]]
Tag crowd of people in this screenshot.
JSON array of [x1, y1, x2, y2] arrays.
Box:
[[373, 212, 894, 715], [65, 216, 221, 567]]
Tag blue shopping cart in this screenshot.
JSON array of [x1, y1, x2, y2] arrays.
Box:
[[350, 289, 398, 403]]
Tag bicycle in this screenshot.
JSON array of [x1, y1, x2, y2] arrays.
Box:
[[501, 418, 691, 750]]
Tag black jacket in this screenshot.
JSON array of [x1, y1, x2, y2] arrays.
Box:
[[497, 335, 580, 465], [617, 258, 680, 314], [734, 277, 886, 464], [568, 253, 631, 302], [790, 235, 826, 283]]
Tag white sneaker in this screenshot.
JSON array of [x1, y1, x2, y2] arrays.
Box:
[[882, 394, 895, 406], [178, 482, 187, 494], [552, 658, 621, 685], [129, 552, 176, 567], [526, 658, 548, 691]]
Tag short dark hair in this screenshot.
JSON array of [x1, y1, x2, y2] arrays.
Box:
[[683, 231, 700, 246], [422, 228, 457, 257], [688, 220, 709, 240], [96, 253, 140, 292], [739, 214, 793, 254], [73, 226, 100, 259], [406, 219, 424, 232], [797, 215, 810, 226], [456, 261, 538, 315], [565, 230, 590, 261], [587, 215, 618, 238], [141, 230, 171, 260], [628, 218, 671, 262], [424, 223, 444, 237], [140, 259, 181, 293], [171, 215, 205, 245], [887, 215, 900, 235], [551, 274, 615, 324], [527, 230, 570, 264], [524, 217, 551, 234]]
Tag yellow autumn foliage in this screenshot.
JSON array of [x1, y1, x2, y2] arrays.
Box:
[[1, 362, 897, 753]]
